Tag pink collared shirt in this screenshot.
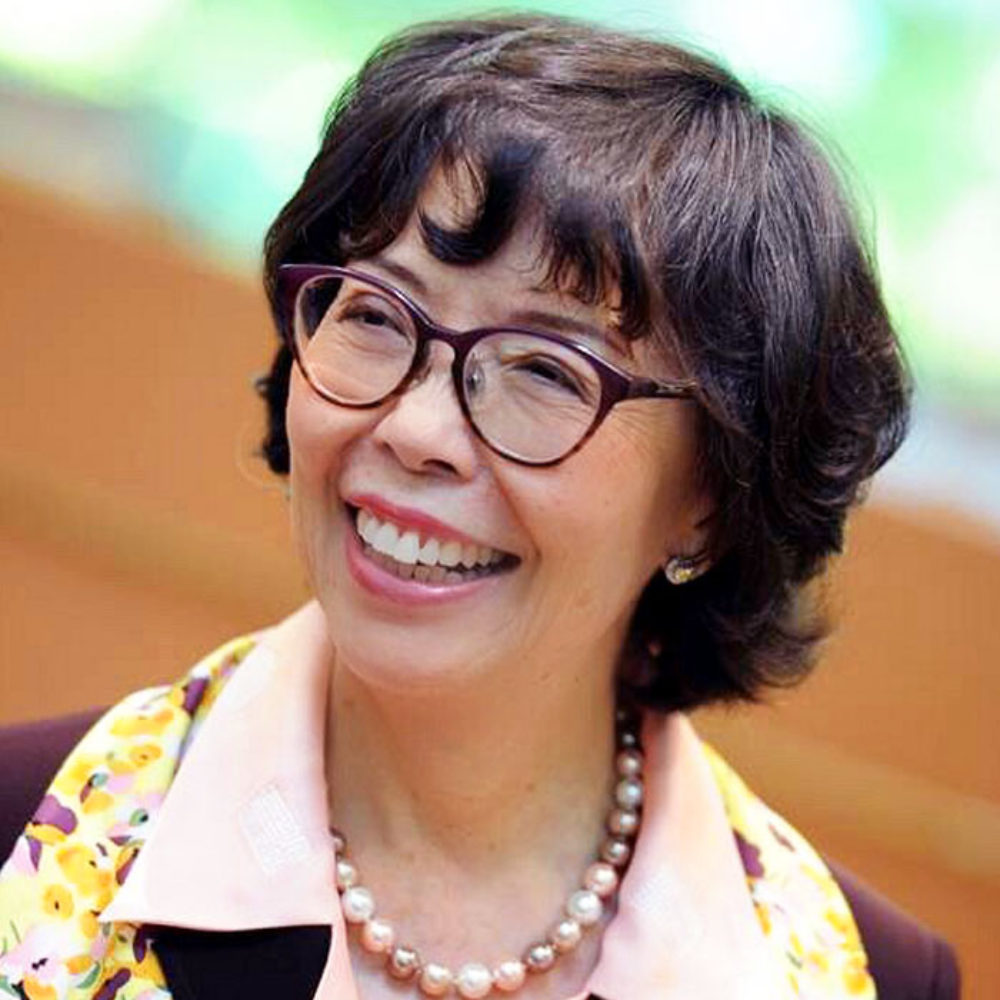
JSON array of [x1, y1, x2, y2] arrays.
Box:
[[101, 603, 791, 1000]]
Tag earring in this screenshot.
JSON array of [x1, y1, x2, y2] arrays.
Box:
[[663, 554, 707, 585]]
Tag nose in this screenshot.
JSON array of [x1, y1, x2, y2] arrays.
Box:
[[369, 341, 481, 479]]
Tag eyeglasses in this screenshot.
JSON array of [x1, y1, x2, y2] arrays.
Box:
[[276, 264, 698, 466]]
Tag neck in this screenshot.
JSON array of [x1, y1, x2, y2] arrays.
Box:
[[326, 649, 617, 876], [323, 635, 633, 986]]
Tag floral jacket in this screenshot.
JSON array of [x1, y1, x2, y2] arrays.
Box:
[[0, 606, 874, 1000]]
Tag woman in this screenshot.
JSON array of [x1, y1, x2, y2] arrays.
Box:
[[0, 13, 958, 1000]]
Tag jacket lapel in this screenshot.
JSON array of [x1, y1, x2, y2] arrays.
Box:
[[152, 924, 331, 1000]]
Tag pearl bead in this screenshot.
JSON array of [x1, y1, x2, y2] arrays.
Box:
[[387, 944, 421, 981], [524, 941, 556, 973], [615, 777, 644, 810], [549, 917, 582, 954], [493, 959, 526, 992], [584, 861, 619, 898], [455, 962, 492, 998], [601, 836, 631, 867], [566, 889, 603, 927], [616, 748, 644, 777], [330, 828, 346, 854], [419, 962, 454, 996], [341, 885, 375, 924], [335, 857, 358, 890], [618, 730, 638, 748], [360, 917, 395, 954], [607, 808, 639, 837]]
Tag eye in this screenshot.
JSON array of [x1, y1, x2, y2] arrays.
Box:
[[510, 353, 589, 398], [325, 286, 418, 350], [341, 302, 407, 334]]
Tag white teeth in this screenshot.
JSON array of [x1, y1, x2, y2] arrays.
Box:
[[358, 510, 379, 546], [372, 521, 399, 557], [438, 541, 462, 567], [417, 537, 440, 566], [352, 507, 505, 570], [394, 531, 420, 565]]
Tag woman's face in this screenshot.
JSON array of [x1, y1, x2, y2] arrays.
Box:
[[286, 176, 709, 695]]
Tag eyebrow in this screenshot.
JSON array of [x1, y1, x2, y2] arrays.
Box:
[[367, 254, 626, 352], [505, 308, 611, 344], [367, 255, 428, 295]]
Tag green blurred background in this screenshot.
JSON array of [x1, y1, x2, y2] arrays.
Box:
[[2, 0, 999, 521]]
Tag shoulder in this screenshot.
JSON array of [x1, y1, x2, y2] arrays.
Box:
[[1, 632, 259, 847], [829, 862, 961, 1000], [0, 632, 259, 997], [703, 743, 961, 1000]]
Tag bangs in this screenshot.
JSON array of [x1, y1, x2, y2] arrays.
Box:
[[336, 119, 657, 343]]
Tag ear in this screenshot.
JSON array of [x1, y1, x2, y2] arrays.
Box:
[[661, 502, 714, 586], [667, 488, 716, 567]]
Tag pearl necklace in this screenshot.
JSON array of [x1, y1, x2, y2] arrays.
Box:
[[331, 714, 644, 998]]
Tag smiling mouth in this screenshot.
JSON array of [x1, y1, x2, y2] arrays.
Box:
[[347, 505, 519, 584]]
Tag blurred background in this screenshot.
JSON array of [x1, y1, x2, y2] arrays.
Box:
[[1, 0, 998, 993]]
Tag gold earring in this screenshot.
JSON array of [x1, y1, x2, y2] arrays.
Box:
[[663, 554, 707, 585]]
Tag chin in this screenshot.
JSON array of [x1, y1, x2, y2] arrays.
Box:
[[331, 630, 496, 696]]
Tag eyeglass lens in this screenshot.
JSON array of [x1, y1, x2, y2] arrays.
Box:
[[294, 274, 604, 464]]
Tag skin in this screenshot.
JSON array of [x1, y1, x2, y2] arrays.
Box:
[[285, 171, 710, 998]]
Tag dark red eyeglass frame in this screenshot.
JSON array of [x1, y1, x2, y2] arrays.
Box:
[[275, 263, 698, 466]]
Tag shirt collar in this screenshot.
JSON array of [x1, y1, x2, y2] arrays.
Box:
[[101, 601, 790, 1000], [101, 602, 338, 931]]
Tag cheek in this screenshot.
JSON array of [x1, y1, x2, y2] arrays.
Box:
[[612, 403, 703, 516], [535, 413, 699, 594], [525, 479, 659, 642], [285, 373, 373, 556], [286, 371, 367, 487], [286, 374, 396, 599]]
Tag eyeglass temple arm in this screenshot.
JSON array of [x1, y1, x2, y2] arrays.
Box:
[[625, 377, 698, 400]]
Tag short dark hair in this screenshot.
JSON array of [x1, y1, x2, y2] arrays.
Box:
[[258, 13, 911, 711]]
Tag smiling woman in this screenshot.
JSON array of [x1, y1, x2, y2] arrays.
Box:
[[281, 177, 707, 703], [0, 12, 957, 1000]]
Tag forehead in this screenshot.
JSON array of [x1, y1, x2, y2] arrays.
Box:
[[385, 166, 627, 336]]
